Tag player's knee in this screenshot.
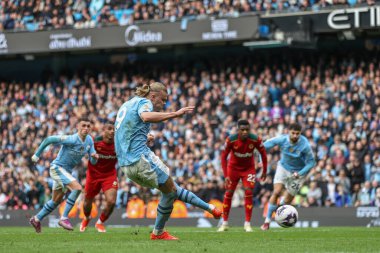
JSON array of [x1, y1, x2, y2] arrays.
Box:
[[225, 190, 234, 198], [107, 198, 116, 207], [272, 190, 282, 197], [72, 184, 82, 191], [54, 197, 64, 204]]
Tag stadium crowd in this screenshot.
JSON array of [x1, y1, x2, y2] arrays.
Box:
[[0, 0, 376, 31], [0, 51, 380, 214]]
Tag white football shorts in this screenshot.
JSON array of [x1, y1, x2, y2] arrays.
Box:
[[273, 162, 306, 196], [120, 151, 170, 189]]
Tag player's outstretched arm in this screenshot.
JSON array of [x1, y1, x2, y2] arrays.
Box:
[[263, 135, 284, 151], [90, 153, 99, 165], [88, 139, 99, 165], [298, 147, 316, 176], [256, 139, 268, 181], [32, 136, 63, 162], [140, 106, 194, 123], [221, 137, 232, 177]]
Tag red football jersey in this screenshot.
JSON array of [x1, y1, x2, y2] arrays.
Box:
[[87, 137, 117, 179], [221, 133, 267, 175]]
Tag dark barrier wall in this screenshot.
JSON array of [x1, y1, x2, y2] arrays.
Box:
[[261, 5, 380, 34], [0, 15, 258, 55], [1, 207, 379, 228]]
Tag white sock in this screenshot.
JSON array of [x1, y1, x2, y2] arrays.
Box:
[[244, 221, 250, 227], [153, 228, 164, 235], [209, 204, 215, 212], [96, 219, 103, 224], [222, 221, 228, 226], [61, 216, 68, 220], [34, 216, 40, 222], [264, 217, 271, 223]]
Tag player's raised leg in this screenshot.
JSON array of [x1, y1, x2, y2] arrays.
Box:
[[80, 195, 94, 232], [175, 182, 222, 219], [261, 183, 283, 231], [149, 151, 222, 222], [95, 186, 117, 232], [30, 186, 65, 233], [59, 180, 83, 231]]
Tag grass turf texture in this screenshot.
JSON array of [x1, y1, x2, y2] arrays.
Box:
[[0, 227, 379, 253]]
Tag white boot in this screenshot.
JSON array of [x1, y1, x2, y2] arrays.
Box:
[[244, 223, 253, 232], [217, 222, 229, 232]]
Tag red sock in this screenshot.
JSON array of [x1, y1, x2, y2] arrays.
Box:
[[99, 212, 109, 223], [222, 191, 234, 221], [83, 204, 91, 218], [244, 190, 253, 222]]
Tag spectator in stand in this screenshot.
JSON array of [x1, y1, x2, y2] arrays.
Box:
[[1, 0, 377, 32]]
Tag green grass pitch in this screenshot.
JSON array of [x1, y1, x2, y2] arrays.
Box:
[[0, 227, 379, 253]]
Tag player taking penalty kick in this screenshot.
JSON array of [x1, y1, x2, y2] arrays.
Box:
[[261, 123, 316, 230], [80, 123, 118, 233], [115, 82, 222, 240], [219, 119, 267, 232]]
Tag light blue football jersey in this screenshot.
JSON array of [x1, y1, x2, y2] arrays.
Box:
[[34, 133, 96, 172], [264, 134, 316, 176], [114, 96, 153, 167]]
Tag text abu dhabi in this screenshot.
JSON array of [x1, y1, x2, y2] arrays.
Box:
[[49, 33, 92, 50]]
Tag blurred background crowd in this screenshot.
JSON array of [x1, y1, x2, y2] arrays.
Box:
[[0, 0, 376, 32], [1, 50, 379, 213]]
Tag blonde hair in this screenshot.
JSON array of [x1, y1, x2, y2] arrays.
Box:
[[135, 82, 166, 97]]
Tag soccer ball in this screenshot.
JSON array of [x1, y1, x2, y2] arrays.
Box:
[[274, 205, 298, 228]]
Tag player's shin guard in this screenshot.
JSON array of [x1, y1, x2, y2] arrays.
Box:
[[222, 190, 233, 221], [153, 191, 176, 235], [244, 190, 253, 222], [36, 200, 59, 221], [62, 190, 81, 218], [265, 203, 278, 222], [175, 183, 210, 211]]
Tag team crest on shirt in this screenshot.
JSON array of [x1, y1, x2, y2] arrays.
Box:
[[249, 144, 254, 149], [113, 181, 118, 186], [60, 135, 68, 141], [234, 145, 239, 150], [86, 145, 90, 151], [142, 104, 150, 111], [80, 146, 84, 152], [289, 147, 294, 152]]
